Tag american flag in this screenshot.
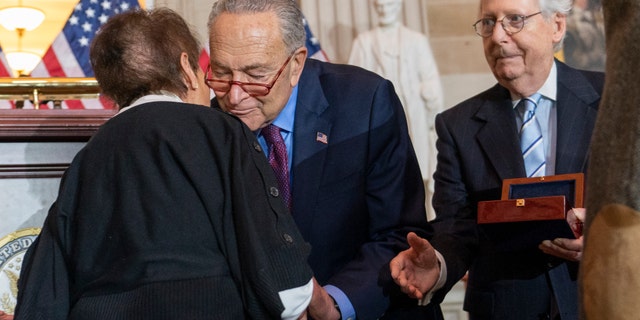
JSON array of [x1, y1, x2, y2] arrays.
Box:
[[303, 17, 329, 62], [0, 44, 15, 109], [316, 131, 328, 144], [28, 0, 141, 109], [17, 1, 322, 109]]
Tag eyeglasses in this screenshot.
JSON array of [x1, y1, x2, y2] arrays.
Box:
[[472, 11, 542, 37], [205, 53, 294, 97]]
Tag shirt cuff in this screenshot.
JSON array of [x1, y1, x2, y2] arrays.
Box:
[[278, 278, 313, 320], [324, 284, 356, 320], [418, 249, 447, 306]]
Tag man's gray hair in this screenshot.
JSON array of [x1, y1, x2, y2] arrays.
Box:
[[539, 0, 572, 51], [208, 0, 306, 54]]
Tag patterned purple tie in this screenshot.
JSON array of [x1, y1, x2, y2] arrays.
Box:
[[262, 124, 291, 209]]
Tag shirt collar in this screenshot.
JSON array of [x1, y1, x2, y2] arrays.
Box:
[[270, 85, 298, 133], [538, 61, 557, 102], [511, 61, 558, 106], [117, 90, 183, 115]]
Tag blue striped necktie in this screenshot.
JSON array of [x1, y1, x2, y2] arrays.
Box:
[[519, 94, 546, 177]]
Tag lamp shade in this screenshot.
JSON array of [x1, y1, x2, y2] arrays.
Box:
[[0, 6, 45, 31], [6, 51, 40, 75]]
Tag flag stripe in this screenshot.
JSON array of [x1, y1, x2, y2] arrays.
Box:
[[42, 35, 85, 77], [65, 100, 86, 109], [0, 51, 11, 77], [33, 50, 55, 77], [199, 48, 210, 72]]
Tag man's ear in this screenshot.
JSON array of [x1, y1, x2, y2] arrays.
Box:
[[180, 52, 199, 90], [552, 12, 567, 44], [289, 47, 308, 87]]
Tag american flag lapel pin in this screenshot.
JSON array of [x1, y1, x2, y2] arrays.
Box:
[[316, 132, 328, 144]]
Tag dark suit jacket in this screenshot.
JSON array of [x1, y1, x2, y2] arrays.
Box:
[[291, 59, 432, 319], [429, 61, 604, 319], [15, 103, 312, 320]]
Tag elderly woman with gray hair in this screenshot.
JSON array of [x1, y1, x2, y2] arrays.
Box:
[[13, 8, 321, 320]]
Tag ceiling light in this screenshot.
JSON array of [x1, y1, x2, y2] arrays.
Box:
[[0, 5, 45, 31], [6, 51, 41, 76]]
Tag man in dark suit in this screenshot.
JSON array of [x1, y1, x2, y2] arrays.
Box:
[[206, 0, 432, 319], [389, 0, 604, 319]]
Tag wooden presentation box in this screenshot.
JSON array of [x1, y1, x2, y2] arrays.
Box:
[[477, 173, 584, 251]]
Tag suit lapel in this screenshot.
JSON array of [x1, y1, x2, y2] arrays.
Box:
[[475, 86, 526, 180], [291, 62, 331, 233], [555, 62, 600, 174]]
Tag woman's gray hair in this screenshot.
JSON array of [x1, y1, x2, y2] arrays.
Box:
[[207, 0, 306, 54], [90, 8, 201, 108]]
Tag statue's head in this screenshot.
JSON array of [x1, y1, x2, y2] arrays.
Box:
[[374, 0, 403, 26]]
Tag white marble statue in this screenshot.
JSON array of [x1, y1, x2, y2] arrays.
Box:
[[348, 0, 444, 219]]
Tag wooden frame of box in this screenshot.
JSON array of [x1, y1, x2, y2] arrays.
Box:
[[478, 173, 584, 224], [477, 173, 584, 251], [501, 173, 584, 207]]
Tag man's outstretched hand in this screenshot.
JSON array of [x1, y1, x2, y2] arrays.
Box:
[[389, 232, 441, 300]]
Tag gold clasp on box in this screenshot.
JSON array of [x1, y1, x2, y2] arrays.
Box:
[[516, 199, 525, 207]]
